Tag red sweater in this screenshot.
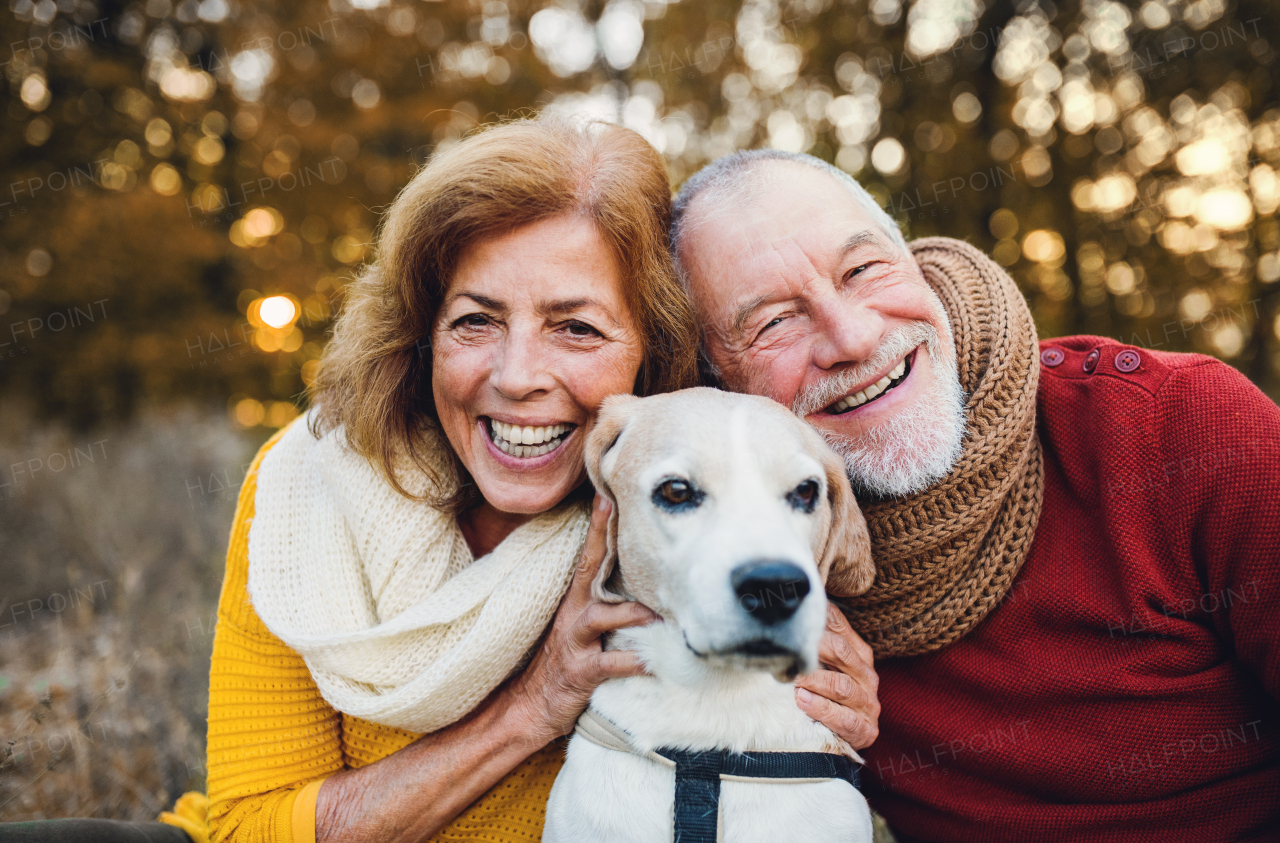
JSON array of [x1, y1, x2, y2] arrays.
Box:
[[864, 336, 1280, 842]]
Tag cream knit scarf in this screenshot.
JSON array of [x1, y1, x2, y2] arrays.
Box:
[[247, 410, 590, 734]]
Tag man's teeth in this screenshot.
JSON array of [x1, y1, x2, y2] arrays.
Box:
[[830, 358, 909, 413], [489, 421, 572, 458]]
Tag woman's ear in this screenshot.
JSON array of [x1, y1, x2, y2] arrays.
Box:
[[584, 394, 641, 603], [816, 445, 875, 598]]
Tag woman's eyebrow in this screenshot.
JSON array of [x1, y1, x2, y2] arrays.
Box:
[[540, 297, 620, 326], [541, 297, 591, 314], [451, 292, 505, 311]]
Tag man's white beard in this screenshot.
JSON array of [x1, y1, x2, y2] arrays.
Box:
[[790, 318, 968, 499]]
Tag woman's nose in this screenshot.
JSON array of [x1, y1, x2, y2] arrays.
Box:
[[811, 300, 882, 371], [488, 329, 556, 399]]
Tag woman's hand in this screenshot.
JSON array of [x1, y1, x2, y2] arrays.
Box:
[[502, 494, 658, 745], [315, 498, 653, 843], [794, 603, 881, 750]]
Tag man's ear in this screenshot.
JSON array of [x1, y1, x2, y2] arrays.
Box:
[[584, 394, 641, 603], [816, 443, 875, 598]]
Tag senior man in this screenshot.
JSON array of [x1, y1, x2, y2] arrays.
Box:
[[670, 149, 1280, 841]]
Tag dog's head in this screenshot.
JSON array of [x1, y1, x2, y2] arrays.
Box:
[[585, 387, 873, 681]]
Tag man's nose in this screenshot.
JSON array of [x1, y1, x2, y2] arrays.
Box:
[[489, 329, 556, 399], [810, 299, 882, 370]]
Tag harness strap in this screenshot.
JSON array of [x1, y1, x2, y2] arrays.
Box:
[[572, 710, 862, 843], [575, 708, 667, 760]]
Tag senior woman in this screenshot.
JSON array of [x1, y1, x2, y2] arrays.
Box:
[[192, 115, 687, 843], [155, 116, 877, 843]]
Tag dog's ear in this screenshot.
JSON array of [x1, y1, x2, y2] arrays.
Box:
[[583, 394, 640, 603], [816, 444, 875, 598]]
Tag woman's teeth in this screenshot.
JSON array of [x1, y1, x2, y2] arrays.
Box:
[[829, 357, 909, 414], [488, 420, 573, 458]]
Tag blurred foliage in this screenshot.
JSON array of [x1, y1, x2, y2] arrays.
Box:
[[1, 0, 1278, 431]]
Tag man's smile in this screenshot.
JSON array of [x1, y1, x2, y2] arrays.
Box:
[[821, 347, 918, 416]]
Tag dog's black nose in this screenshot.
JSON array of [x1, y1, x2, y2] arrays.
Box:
[[731, 561, 811, 624]]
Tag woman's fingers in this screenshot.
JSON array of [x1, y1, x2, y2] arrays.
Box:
[[572, 600, 659, 646], [510, 496, 658, 733], [589, 648, 649, 682], [568, 495, 612, 605]]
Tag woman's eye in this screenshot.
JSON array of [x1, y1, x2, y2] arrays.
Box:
[[849, 262, 874, 279], [454, 313, 491, 329], [653, 478, 702, 510], [564, 321, 601, 338], [786, 479, 820, 513]]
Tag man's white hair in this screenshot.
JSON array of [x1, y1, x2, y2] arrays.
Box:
[[670, 149, 910, 290]]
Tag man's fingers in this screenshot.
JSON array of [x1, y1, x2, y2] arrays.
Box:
[[574, 600, 660, 645], [825, 603, 875, 666], [818, 630, 863, 676], [795, 667, 862, 707], [795, 686, 879, 750], [815, 639, 879, 701], [570, 495, 612, 600], [826, 602, 852, 632]]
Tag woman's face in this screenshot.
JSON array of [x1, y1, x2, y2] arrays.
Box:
[[432, 214, 644, 515]]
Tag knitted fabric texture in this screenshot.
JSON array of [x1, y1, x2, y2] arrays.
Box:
[[832, 237, 1044, 658], [247, 410, 590, 733]]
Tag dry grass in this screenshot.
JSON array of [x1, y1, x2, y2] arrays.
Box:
[[0, 404, 258, 821]]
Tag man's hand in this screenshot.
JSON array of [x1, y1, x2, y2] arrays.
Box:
[[794, 603, 880, 750]]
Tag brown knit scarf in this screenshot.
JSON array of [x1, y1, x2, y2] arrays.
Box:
[[830, 237, 1045, 659]]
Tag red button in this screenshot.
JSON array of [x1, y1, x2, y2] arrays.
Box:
[[1114, 349, 1141, 373], [1041, 348, 1064, 367], [1083, 349, 1100, 373]]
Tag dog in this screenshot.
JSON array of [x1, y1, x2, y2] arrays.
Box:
[[543, 387, 876, 843]]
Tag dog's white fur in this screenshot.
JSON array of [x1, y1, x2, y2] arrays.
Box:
[[544, 388, 876, 843]]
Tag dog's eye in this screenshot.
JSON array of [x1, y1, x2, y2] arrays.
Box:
[[787, 479, 820, 513], [653, 478, 702, 511]]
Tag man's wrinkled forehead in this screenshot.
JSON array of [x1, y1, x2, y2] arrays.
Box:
[[734, 210, 829, 279], [686, 183, 886, 301], [692, 160, 879, 250]]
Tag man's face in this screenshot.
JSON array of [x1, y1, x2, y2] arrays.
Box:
[[679, 162, 967, 497]]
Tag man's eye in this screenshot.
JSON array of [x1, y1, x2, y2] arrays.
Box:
[[786, 479, 820, 513], [753, 316, 784, 343], [653, 478, 702, 511], [849, 262, 874, 278]]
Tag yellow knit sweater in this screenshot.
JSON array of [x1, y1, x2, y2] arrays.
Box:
[[167, 429, 566, 843]]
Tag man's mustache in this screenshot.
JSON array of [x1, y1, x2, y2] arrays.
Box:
[[790, 322, 939, 418]]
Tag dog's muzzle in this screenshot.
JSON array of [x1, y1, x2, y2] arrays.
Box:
[[731, 560, 811, 625], [681, 559, 818, 681]]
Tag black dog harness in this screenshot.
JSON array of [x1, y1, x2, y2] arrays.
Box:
[[574, 709, 862, 843]]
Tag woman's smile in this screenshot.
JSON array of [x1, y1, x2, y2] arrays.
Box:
[[479, 417, 579, 467]]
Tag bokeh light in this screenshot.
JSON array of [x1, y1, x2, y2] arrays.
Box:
[[259, 296, 298, 330]]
